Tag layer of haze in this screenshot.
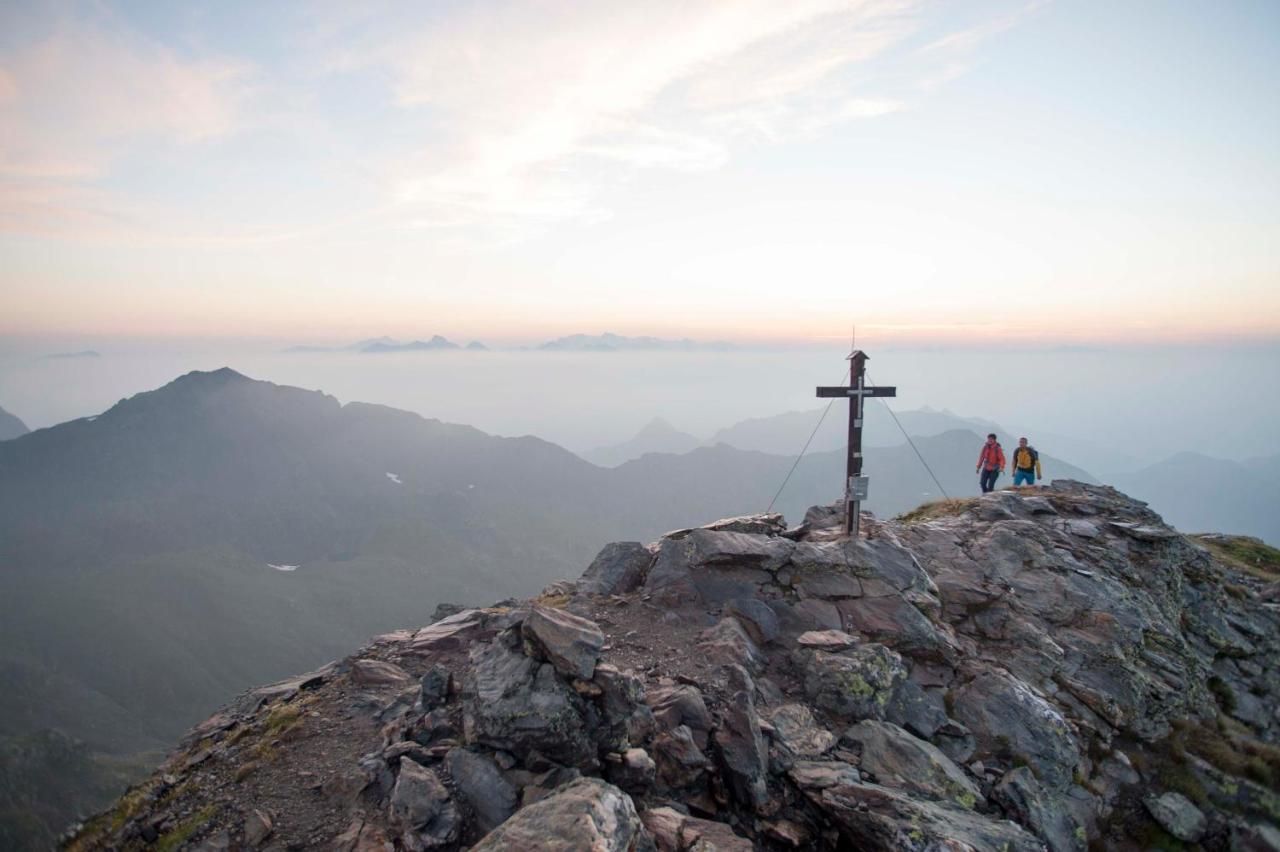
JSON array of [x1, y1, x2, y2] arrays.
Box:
[[2, 342, 1277, 468], [2, 1, 1278, 345]]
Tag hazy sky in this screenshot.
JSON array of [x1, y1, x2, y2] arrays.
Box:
[[1, 0, 1277, 345]]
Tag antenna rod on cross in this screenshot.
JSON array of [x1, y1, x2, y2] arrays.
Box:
[[817, 345, 896, 537]]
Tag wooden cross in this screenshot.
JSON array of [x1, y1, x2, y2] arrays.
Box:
[[816, 350, 896, 537]]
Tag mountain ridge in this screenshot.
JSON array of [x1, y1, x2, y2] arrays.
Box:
[[65, 482, 1280, 851]]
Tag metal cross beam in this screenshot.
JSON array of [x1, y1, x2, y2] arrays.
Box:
[[815, 350, 896, 537]]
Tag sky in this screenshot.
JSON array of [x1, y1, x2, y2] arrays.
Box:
[[1, 0, 1277, 346]]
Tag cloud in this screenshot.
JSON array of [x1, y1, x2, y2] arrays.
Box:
[[367, 0, 925, 229], [0, 11, 252, 232]]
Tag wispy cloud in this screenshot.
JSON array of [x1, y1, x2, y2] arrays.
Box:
[[0, 9, 254, 235], [0, 1, 1034, 240], [363, 0, 924, 229]]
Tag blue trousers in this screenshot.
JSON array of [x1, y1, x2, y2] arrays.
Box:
[[1013, 469, 1036, 486], [979, 468, 1000, 493]]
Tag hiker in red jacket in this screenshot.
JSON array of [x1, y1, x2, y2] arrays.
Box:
[[976, 433, 1005, 493]]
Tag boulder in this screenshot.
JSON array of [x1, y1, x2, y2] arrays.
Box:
[[408, 609, 493, 654], [950, 669, 1081, 789], [594, 663, 655, 749], [469, 777, 646, 852], [646, 684, 713, 746], [388, 758, 458, 849], [641, 806, 753, 851], [808, 780, 1044, 852], [994, 767, 1085, 852], [714, 665, 769, 810], [1144, 791, 1207, 843], [243, 809, 273, 847], [419, 665, 451, 710], [725, 598, 779, 644], [796, 629, 857, 651], [463, 639, 594, 768], [445, 748, 518, 834], [580, 542, 653, 596], [840, 720, 978, 807], [351, 658, 412, 686], [522, 606, 605, 680], [697, 617, 765, 673], [652, 724, 708, 790], [767, 703, 836, 759], [799, 644, 906, 722], [884, 679, 948, 740], [792, 600, 843, 632], [789, 759, 862, 790], [608, 747, 655, 793], [644, 530, 793, 604]]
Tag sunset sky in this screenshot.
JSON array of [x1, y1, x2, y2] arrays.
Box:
[[1, 0, 1277, 346]]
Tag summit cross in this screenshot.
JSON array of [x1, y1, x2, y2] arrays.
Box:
[[816, 350, 896, 537]]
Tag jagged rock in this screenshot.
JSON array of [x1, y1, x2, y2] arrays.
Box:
[[408, 609, 493, 654], [191, 830, 233, 852], [933, 719, 977, 765], [522, 606, 605, 680], [767, 703, 835, 759], [608, 747, 655, 793], [334, 816, 395, 852], [724, 598, 779, 644], [1231, 821, 1280, 851], [641, 806, 753, 851], [884, 679, 948, 740], [700, 512, 788, 537], [799, 644, 906, 722], [419, 665, 451, 709], [698, 616, 765, 672], [808, 780, 1045, 851], [1145, 791, 1208, 843], [581, 541, 653, 596], [652, 725, 708, 789], [792, 599, 844, 631], [950, 669, 1081, 789], [518, 765, 584, 807], [994, 767, 1085, 852], [389, 758, 458, 849], [352, 658, 413, 686], [646, 684, 713, 745], [835, 594, 953, 661], [796, 629, 858, 651], [445, 748, 518, 834], [244, 808, 273, 847], [841, 720, 979, 807], [594, 663, 654, 749], [463, 638, 594, 768], [789, 759, 862, 790], [645, 529, 792, 604], [469, 777, 646, 851], [714, 665, 769, 810]]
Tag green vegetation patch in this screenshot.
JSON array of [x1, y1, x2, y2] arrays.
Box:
[[1192, 534, 1280, 581], [155, 804, 219, 852], [895, 498, 977, 524]]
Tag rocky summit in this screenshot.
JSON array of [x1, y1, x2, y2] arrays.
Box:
[[65, 481, 1280, 851]]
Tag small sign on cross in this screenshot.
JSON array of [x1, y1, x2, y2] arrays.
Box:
[[816, 350, 895, 537]]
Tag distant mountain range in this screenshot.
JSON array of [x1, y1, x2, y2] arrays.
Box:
[[284, 332, 734, 354], [0, 405, 28, 441], [284, 336, 488, 354], [41, 350, 101, 360], [1115, 451, 1280, 543], [536, 332, 734, 352]]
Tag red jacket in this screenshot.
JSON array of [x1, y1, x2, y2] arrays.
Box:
[[977, 442, 1005, 471]]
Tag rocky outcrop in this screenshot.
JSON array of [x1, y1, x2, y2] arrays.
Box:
[[68, 482, 1280, 851]]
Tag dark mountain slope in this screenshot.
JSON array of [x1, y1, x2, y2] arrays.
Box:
[[0, 404, 28, 441], [1114, 451, 1280, 544]]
